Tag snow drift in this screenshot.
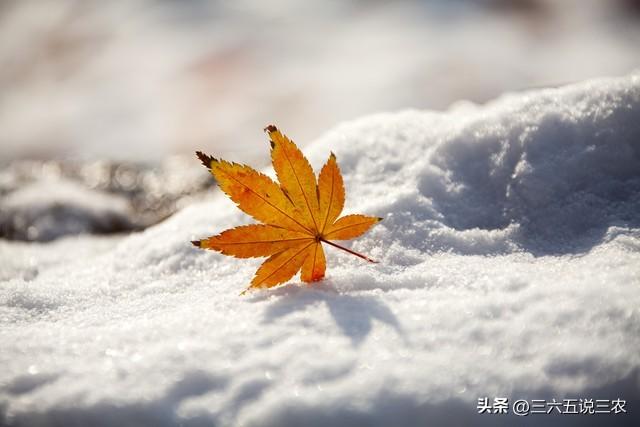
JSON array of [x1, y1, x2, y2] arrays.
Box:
[[1, 73, 640, 426]]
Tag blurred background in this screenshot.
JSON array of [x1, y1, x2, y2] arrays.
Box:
[[1, 0, 639, 242]]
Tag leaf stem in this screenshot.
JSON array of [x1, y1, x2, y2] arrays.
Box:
[[320, 238, 378, 263]]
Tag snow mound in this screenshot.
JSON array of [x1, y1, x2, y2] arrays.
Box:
[[1, 73, 640, 426], [0, 179, 134, 241], [310, 74, 640, 256]]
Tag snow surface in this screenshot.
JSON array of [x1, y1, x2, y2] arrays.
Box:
[[2, 73, 640, 426]]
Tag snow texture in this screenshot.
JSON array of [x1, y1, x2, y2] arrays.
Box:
[[1, 73, 640, 426]]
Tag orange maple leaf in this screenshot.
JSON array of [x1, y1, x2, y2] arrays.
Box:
[[192, 125, 381, 293]]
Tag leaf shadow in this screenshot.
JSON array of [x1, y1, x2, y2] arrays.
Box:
[[257, 282, 405, 347]]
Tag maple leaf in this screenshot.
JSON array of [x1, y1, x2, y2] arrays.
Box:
[[192, 125, 381, 293]]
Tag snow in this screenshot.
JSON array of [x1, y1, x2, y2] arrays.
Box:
[[1, 73, 640, 426], [0, 156, 215, 242], [0, 179, 134, 241]]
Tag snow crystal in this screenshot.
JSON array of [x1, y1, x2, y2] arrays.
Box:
[[1, 73, 639, 426]]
